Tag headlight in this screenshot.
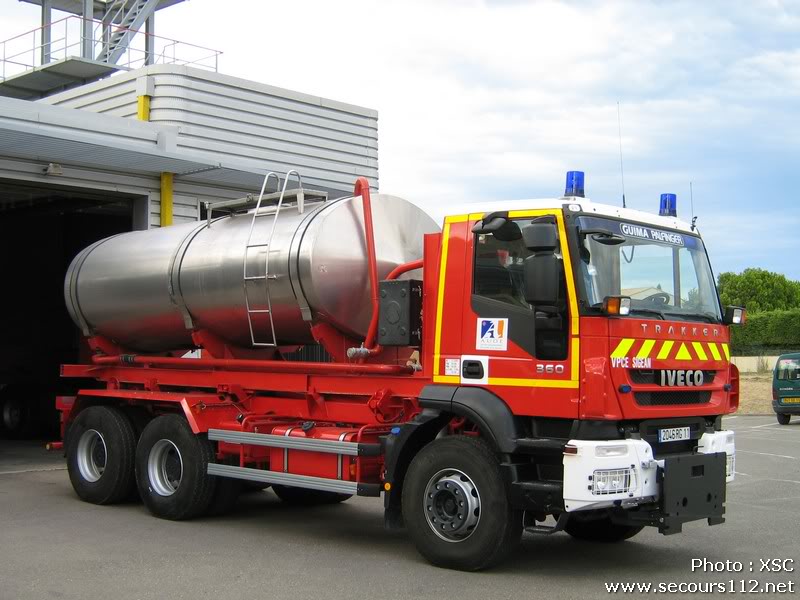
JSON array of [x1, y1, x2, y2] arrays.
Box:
[[592, 468, 635, 495]]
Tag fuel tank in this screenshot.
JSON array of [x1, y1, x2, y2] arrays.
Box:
[[64, 194, 439, 352]]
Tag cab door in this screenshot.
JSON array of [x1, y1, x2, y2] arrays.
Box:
[[460, 209, 580, 418]]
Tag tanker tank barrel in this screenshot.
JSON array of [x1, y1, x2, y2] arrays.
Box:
[[64, 177, 439, 355]]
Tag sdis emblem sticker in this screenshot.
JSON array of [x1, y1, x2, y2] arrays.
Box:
[[476, 318, 508, 351]]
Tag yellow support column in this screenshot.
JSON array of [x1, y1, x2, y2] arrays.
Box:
[[136, 76, 154, 121], [137, 94, 151, 121], [160, 172, 173, 227]]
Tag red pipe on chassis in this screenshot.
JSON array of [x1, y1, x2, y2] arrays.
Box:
[[385, 259, 424, 281], [91, 355, 413, 375], [355, 176, 382, 356]]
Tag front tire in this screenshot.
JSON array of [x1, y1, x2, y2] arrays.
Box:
[[401, 436, 522, 571], [135, 414, 216, 520], [564, 512, 644, 542], [66, 405, 137, 504], [777, 413, 791, 425]]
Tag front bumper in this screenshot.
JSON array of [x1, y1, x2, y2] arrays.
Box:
[[562, 431, 734, 533], [773, 400, 800, 415]]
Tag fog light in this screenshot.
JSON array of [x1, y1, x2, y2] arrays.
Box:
[[592, 468, 635, 495], [595, 444, 629, 457], [726, 454, 735, 477]]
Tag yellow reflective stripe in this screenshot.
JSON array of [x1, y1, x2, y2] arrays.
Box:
[[656, 340, 674, 360], [708, 342, 722, 361], [692, 341, 708, 360], [571, 337, 580, 381], [675, 343, 692, 361], [432, 222, 451, 376], [611, 338, 635, 359], [636, 339, 656, 359], [433, 375, 460, 384], [721, 343, 730, 360], [444, 214, 470, 224], [488, 377, 579, 389]]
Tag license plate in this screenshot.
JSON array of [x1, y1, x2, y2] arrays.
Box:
[[659, 426, 691, 443], [782, 398, 800, 404]]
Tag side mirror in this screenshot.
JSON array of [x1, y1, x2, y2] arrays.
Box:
[[520, 222, 557, 252], [723, 306, 746, 325], [472, 212, 521, 242], [523, 254, 560, 305]]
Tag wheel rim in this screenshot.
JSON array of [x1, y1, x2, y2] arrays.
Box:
[[423, 468, 481, 542], [2, 400, 22, 431], [76, 429, 107, 482], [148, 439, 183, 497]]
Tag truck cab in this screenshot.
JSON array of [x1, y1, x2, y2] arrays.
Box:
[[413, 171, 738, 537]]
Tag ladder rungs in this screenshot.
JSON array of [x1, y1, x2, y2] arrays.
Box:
[[244, 275, 267, 281], [246, 243, 270, 248], [247, 309, 272, 314]]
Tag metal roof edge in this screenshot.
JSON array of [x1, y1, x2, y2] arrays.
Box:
[[41, 64, 379, 119]]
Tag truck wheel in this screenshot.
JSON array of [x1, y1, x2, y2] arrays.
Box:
[[564, 513, 643, 542], [66, 405, 137, 504], [777, 413, 791, 425], [0, 391, 29, 439], [401, 436, 523, 571], [135, 414, 216, 520], [272, 484, 351, 505]]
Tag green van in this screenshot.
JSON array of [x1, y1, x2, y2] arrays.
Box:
[[773, 352, 800, 424]]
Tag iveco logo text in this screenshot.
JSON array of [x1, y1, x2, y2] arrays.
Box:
[[660, 369, 705, 387]]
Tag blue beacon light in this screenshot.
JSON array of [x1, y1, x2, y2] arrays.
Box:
[[659, 193, 677, 217], [564, 171, 585, 198]]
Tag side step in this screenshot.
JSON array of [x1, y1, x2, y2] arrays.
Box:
[[207, 428, 382, 497], [208, 429, 381, 456], [208, 463, 380, 496]]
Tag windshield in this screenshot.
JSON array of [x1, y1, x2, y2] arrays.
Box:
[[576, 216, 722, 322], [776, 358, 800, 381]]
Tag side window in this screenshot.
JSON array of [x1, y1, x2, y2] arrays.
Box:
[[473, 233, 533, 309], [471, 218, 568, 360]]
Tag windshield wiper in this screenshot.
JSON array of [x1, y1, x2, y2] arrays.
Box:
[[661, 311, 721, 324], [628, 307, 666, 320]]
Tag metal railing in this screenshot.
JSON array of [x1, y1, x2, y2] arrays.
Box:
[[0, 15, 221, 82]]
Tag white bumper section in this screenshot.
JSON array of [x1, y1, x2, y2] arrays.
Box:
[[562, 431, 735, 513]]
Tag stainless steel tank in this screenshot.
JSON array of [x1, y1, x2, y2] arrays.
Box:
[[65, 194, 439, 352]]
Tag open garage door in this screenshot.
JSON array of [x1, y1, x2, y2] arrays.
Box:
[[0, 179, 136, 439]]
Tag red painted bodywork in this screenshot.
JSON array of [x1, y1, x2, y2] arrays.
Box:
[[58, 199, 737, 489]]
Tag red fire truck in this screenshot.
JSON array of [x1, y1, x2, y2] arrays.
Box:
[[57, 171, 741, 570]]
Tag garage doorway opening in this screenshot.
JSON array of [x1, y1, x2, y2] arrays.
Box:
[[0, 181, 136, 439]]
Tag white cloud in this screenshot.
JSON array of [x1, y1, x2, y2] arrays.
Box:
[[1, 0, 798, 277]]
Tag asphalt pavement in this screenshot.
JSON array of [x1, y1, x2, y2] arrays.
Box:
[[1, 415, 798, 599]]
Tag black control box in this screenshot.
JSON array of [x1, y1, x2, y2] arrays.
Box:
[[378, 279, 422, 347]]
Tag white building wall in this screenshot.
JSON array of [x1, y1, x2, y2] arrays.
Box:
[[41, 65, 379, 195]]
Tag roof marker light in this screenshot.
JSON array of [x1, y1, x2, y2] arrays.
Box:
[[659, 193, 677, 217], [564, 171, 585, 198]]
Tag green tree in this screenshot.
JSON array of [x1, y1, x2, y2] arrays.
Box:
[[717, 268, 800, 313]]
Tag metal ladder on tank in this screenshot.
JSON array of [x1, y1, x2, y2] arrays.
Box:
[[242, 170, 303, 347]]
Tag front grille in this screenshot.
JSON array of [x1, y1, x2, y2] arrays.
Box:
[[630, 370, 716, 385], [635, 390, 712, 406]]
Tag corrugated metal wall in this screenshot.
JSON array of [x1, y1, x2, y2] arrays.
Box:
[[41, 65, 379, 195]]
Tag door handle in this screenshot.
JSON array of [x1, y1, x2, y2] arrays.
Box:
[[462, 360, 484, 379]]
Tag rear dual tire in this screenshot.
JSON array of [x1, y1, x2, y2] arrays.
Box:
[[135, 414, 224, 520], [66, 405, 137, 504]]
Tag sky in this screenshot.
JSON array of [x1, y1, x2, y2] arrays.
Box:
[[2, 0, 799, 279]]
